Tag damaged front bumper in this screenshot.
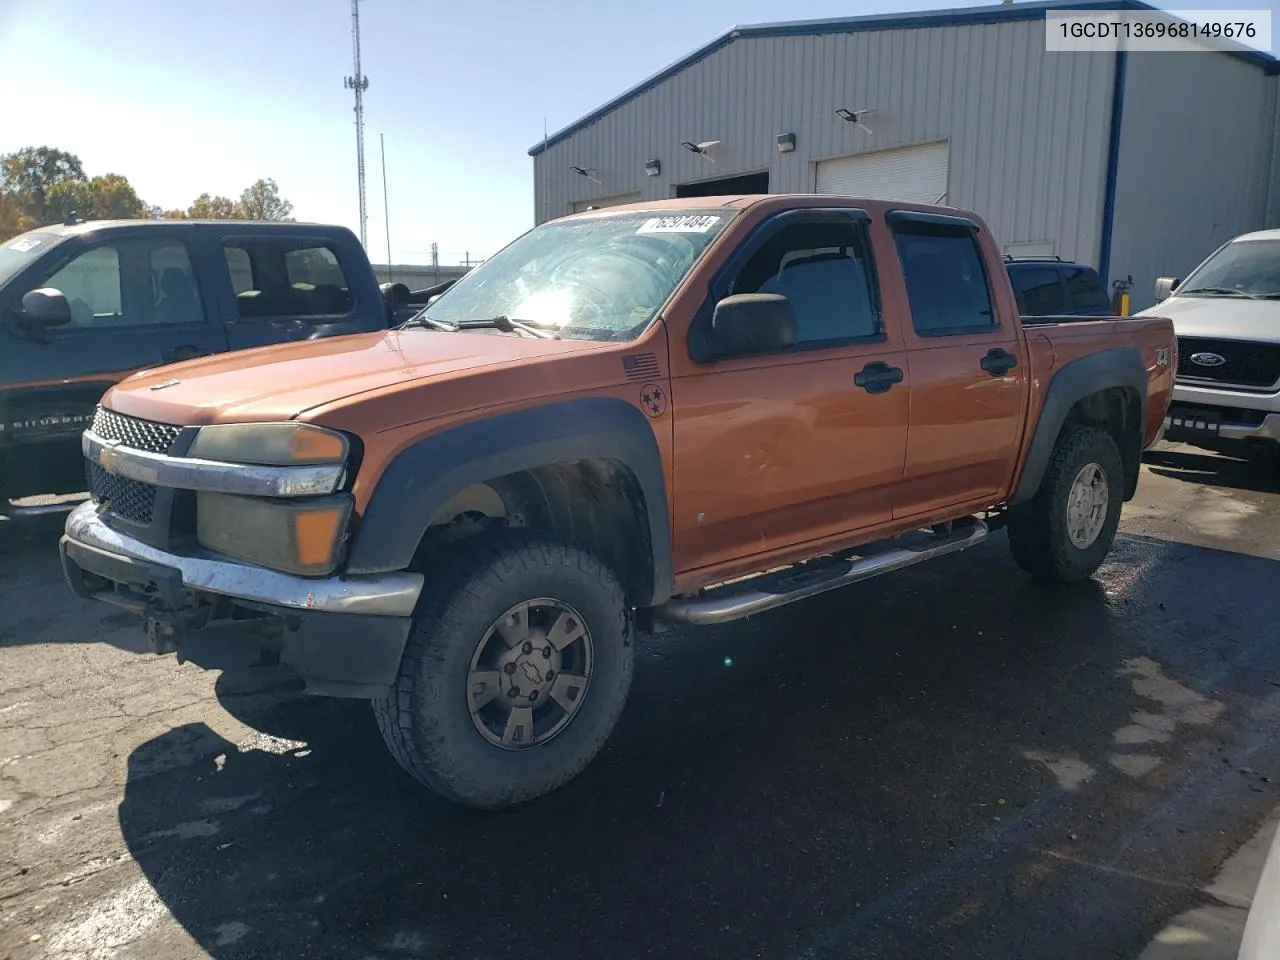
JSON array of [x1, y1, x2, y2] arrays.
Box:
[[60, 501, 423, 698]]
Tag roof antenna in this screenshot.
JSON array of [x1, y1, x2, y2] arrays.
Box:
[[64, 211, 83, 226]]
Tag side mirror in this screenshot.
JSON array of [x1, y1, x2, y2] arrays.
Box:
[[20, 287, 72, 326], [1154, 277, 1180, 303], [709, 293, 796, 358]]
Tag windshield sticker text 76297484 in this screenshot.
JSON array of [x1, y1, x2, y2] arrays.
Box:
[[7, 237, 43, 253], [636, 215, 721, 234]]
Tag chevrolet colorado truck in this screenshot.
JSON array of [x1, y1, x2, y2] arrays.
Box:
[[59, 196, 1176, 808], [1139, 229, 1280, 458], [0, 218, 400, 515]]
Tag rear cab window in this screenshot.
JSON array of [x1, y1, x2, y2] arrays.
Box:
[[221, 238, 354, 318]]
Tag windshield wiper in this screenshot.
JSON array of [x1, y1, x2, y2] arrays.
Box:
[[1180, 286, 1260, 299], [397, 310, 560, 338], [453, 315, 560, 339]]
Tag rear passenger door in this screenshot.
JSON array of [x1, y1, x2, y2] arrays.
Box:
[[217, 237, 366, 350], [888, 212, 1028, 517]]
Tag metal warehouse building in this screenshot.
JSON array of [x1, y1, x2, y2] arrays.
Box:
[[530, 0, 1280, 310]]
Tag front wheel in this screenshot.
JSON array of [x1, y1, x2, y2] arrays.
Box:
[[1007, 424, 1124, 584], [372, 530, 634, 808]]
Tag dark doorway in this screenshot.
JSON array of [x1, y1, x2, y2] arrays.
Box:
[[674, 171, 769, 198]]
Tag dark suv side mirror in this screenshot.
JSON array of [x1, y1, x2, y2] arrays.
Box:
[[21, 288, 72, 326], [709, 293, 796, 358]]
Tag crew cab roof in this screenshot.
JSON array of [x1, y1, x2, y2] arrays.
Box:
[[29, 219, 359, 239]]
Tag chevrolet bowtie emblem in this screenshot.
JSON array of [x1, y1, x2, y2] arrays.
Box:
[[149, 379, 181, 391]]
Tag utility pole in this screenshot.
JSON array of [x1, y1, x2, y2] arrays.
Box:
[[344, 0, 370, 247], [380, 132, 391, 281], [431, 242, 438, 284]]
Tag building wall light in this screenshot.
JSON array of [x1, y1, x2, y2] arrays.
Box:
[[644, 159, 661, 176], [776, 133, 797, 153]]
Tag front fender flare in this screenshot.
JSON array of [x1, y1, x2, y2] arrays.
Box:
[[346, 398, 673, 605]]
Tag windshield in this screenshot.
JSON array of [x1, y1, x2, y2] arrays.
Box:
[[423, 210, 731, 341], [1179, 238, 1280, 299], [0, 231, 63, 288]]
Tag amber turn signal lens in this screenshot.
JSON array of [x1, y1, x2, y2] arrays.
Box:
[[290, 426, 348, 463], [293, 506, 348, 567]]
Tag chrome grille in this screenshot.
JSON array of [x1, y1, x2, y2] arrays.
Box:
[[87, 463, 157, 525], [1176, 337, 1280, 390], [90, 407, 182, 454]]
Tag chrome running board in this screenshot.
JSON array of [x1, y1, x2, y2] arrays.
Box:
[[655, 519, 989, 625]]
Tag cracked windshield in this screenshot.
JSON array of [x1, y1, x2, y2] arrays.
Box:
[[2, 0, 1280, 958]]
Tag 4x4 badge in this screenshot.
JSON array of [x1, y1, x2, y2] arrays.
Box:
[[639, 383, 667, 418]]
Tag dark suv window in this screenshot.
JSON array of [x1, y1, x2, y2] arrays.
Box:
[[223, 241, 353, 319], [1008, 264, 1067, 316], [1007, 262, 1111, 317], [894, 225, 995, 335], [1062, 265, 1111, 313], [730, 219, 880, 344]]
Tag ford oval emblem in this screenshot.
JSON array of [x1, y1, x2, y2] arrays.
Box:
[[1190, 352, 1227, 368]]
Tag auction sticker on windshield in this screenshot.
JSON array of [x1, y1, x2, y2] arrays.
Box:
[[637, 215, 721, 234], [7, 237, 42, 253]]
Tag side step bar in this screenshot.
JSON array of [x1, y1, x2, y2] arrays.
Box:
[[655, 519, 989, 626]]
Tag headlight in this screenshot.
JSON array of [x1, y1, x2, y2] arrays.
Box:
[[197, 492, 353, 577], [189, 423, 348, 466]]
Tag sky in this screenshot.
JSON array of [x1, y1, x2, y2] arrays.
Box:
[[1, 0, 1276, 266]]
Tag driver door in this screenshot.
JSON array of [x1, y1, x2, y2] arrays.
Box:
[[0, 232, 227, 499]]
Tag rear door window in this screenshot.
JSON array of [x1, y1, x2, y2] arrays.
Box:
[[893, 225, 996, 335], [223, 241, 353, 318]]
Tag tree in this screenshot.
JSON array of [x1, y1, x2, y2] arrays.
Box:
[[90, 173, 145, 219], [187, 193, 238, 219], [0, 193, 35, 241], [237, 178, 293, 221], [0, 147, 86, 224], [44, 179, 98, 224]]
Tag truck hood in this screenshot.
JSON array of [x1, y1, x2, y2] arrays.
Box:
[[1138, 296, 1280, 343], [104, 329, 604, 425]]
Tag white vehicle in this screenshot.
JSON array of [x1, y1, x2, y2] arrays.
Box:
[[1140, 229, 1280, 458]]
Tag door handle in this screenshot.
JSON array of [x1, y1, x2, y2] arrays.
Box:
[[853, 361, 904, 394], [163, 344, 208, 363], [980, 348, 1018, 377]]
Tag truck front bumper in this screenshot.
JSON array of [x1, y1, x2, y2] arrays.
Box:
[[60, 501, 423, 698]]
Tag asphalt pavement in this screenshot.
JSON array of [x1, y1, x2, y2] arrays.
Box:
[[2, 442, 1279, 960]]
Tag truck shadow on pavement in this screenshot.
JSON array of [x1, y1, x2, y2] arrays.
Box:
[[115, 533, 1280, 960], [1144, 447, 1280, 495]]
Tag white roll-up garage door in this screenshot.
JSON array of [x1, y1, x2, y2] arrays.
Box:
[[815, 140, 950, 203]]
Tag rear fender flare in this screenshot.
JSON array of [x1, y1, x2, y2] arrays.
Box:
[[1010, 347, 1147, 505], [346, 398, 673, 605]]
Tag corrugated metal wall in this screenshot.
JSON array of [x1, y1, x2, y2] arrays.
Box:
[[533, 20, 1117, 264], [1109, 54, 1277, 311]]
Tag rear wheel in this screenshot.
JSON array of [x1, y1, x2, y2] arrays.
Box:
[[1008, 424, 1124, 584], [372, 529, 634, 808]]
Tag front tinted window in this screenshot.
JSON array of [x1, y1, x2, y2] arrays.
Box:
[[894, 225, 996, 334], [425, 211, 729, 341], [1062, 266, 1111, 312], [37, 238, 205, 328], [45, 246, 122, 324], [1179, 239, 1280, 299], [731, 219, 879, 343], [1008, 265, 1066, 316]]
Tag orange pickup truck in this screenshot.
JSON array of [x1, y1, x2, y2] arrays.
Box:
[[59, 196, 1176, 807]]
